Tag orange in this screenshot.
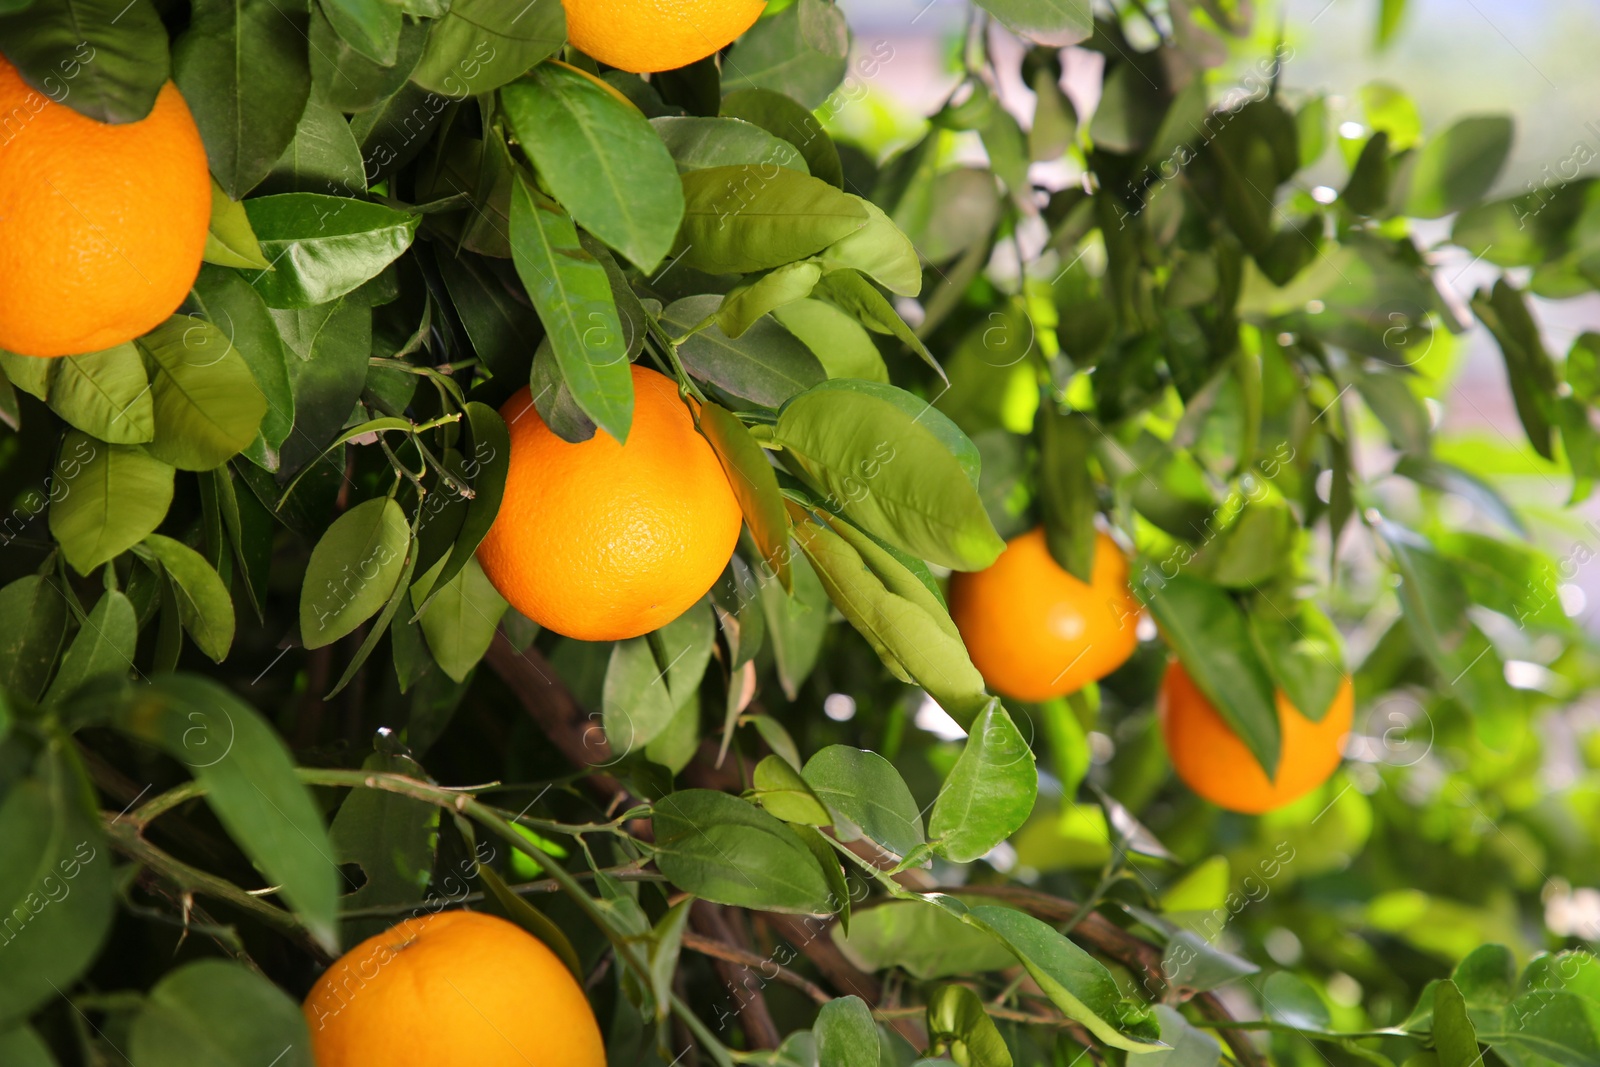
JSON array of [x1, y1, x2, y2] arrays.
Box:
[[0, 57, 210, 358], [1158, 661, 1353, 814], [303, 911, 605, 1067], [948, 527, 1141, 702], [562, 0, 768, 74], [477, 364, 742, 641]]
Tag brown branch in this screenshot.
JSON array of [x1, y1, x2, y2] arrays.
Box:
[[483, 629, 627, 802], [681, 931, 831, 1005], [691, 902, 781, 1049], [761, 913, 924, 1047]]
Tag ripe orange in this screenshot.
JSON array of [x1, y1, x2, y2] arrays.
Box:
[[303, 911, 605, 1067], [562, 0, 768, 74], [0, 58, 210, 358], [948, 526, 1141, 702], [1158, 661, 1353, 814], [477, 364, 741, 641]]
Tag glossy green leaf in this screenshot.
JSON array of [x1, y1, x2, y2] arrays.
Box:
[[699, 402, 790, 587], [927, 699, 1038, 862], [675, 166, 868, 275], [417, 558, 507, 683], [50, 433, 175, 574], [773, 299, 889, 383], [973, 0, 1093, 45], [1432, 981, 1482, 1067], [812, 270, 942, 378], [663, 295, 825, 408], [1248, 598, 1346, 723], [718, 262, 824, 339], [0, 576, 71, 702], [257, 93, 366, 197], [1264, 971, 1333, 1031], [300, 497, 410, 649], [651, 116, 808, 175], [722, 0, 850, 110], [190, 265, 294, 460], [318, 0, 399, 67], [43, 590, 137, 705], [173, 0, 312, 197], [243, 194, 419, 309], [721, 87, 844, 188], [409, 0, 565, 97], [272, 299, 372, 475], [110, 674, 341, 953], [967, 905, 1162, 1051], [308, 7, 428, 113], [802, 744, 924, 859], [651, 789, 838, 914], [328, 752, 438, 922], [811, 197, 922, 297], [1037, 405, 1096, 581], [776, 380, 1003, 570], [128, 960, 313, 1067], [141, 535, 235, 662], [203, 180, 273, 269], [1136, 568, 1281, 776], [425, 401, 511, 602], [831, 900, 1016, 980], [507, 176, 634, 443], [502, 62, 683, 273], [0, 747, 113, 1026], [139, 316, 269, 471], [45, 345, 153, 445], [752, 754, 832, 825], [816, 996, 879, 1067], [0, 0, 167, 123]]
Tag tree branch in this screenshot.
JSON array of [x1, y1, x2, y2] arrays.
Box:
[[691, 902, 781, 1049]]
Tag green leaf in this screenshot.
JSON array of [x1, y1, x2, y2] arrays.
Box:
[[810, 198, 922, 297], [308, 7, 427, 113], [1248, 599, 1346, 724], [832, 899, 1016, 980], [257, 93, 366, 197], [300, 497, 411, 649], [651, 789, 838, 914], [45, 345, 153, 444], [675, 166, 869, 276], [242, 194, 419, 308], [927, 985, 1013, 1067], [128, 960, 312, 1067], [0, 1026, 56, 1067], [502, 62, 683, 273], [722, 0, 850, 109], [1375, 0, 1408, 46], [973, 0, 1093, 46], [50, 433, 175, 574], [430, 402, 512, 593], [173, 0, 312, 198], [43, 590, 137, 705], [968, 904, 1162, 1051], [663, 295, 825, 408], [759, 549, 829, 700], [0, 747, 113, 1027], [812, 270, 942, 378], [318, 0, 399, 67], [1498, 990, 1600, 1067], [1144, 1005, 1223, 1067], [272, 299, 372, 475], [417, 558, 507, 683], [699, 403, 790, 587], [1264, 971, 1333, 1031], [138, 317, 269, 471], [651, 116, 809, 174], [1136, 568, 1281, 776], [0, 576, 71, 702], [603, 636, 679, 754], [409, 0, 565, 97], [1360, 82, 1423, 151], [203, 180, 272, 269], [0, 0, 167, 123], [329, 752, 438, 921], [1432, 981, 1482, 1067], [190, 265, 294, 460], [1037, 406, 1096, 581], [140, 535, 235, 662], [802, 745, 924, 860], [0, 350, 51, 400], [1405, 115, 1513, 219], [507, 176, 634, 443], [752, 754, 832, 825], [776, 380, 1003, 570], [927, 699, 1038, 862], [772, 299, 889, 383], [110, 675, 341, 953], [721, 87, 844, 188], [1472, 278, 1558, 459], [816, 996, 880, 1067], [792, 514, 987, 721], [718, 262, 824, 340]]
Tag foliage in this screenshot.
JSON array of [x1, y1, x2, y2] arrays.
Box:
[[1, 0, 1598, 1065]]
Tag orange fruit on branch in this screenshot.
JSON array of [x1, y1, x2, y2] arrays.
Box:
[[1158, 660, 1353, 814], [477, 364, 742, 641], [948, 526, 1141, 702], [561, 0, 768, 74], [0, 57, 210, 358], [304, 910, 605, 1067]]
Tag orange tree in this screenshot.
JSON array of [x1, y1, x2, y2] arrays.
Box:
[[0, 0, 1598, 1064]]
